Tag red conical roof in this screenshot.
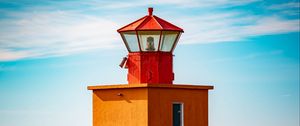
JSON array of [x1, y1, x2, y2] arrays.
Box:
[[117, 8, 184, 32]]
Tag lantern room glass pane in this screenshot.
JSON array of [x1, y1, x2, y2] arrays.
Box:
[[138, 31, 160, 52], [160, 31, 179, 52], [122, 32, 139, 52]]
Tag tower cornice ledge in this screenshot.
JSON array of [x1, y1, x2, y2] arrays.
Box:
[[87, 84, 214, 90]]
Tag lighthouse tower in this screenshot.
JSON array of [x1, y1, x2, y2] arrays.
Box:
[[88, 8, 213, 126]]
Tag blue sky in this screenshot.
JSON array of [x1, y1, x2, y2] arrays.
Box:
[[0, 0, 299, 126]]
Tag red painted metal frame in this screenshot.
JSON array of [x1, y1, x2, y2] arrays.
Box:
[[117, 8, 183, 53], [157, 31, 163, 51], [135, 31, 142, 51]]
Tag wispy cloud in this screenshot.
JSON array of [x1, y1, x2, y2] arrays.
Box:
[[267, 2, 300, 16], [0, 0, 299, 61], [176, 12, 299, 44], [210, 50, 284, 63], [0, 49, 36, 61], [97, 0, 260, 9], [0, 10, 120, 61], [267, 2, 300, 10]]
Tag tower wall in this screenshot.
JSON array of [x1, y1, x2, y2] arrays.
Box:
[[89, 84, 212, 126], [148, 88, 209, 126], [92, 88, 148, 126], [127, 52, 173, 84]]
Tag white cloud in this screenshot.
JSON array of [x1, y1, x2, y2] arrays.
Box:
[[267, 2, 300, 10], [243, 17, 299, 35], [0, 0, 299, 61], [97, 0, 260, 9], [266, 2, 300, 16], [175, 13, 299, 44], [210, 50, 284, 63], [0, 49, 36, 61], [0, 11, 120, 61]]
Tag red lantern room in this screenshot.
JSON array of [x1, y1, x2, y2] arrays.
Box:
[[118, 7, 184, 84]]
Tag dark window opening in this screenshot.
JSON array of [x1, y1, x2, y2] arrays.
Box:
[[173, 103, 183, 126]]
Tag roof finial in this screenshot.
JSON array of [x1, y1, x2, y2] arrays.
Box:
[[148, 7, 153, 16]]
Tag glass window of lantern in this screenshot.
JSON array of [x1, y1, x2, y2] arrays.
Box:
[[138, 31, 160, 52], [160, 31, 179, 52], [121, 31, 140, 52]]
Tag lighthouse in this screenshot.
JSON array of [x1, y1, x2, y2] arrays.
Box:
[[88, 8, 213, 126]]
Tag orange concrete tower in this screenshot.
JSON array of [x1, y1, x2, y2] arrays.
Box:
[[88, 8, 213, 126]]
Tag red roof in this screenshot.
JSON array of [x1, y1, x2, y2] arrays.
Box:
[[117, 8, 184, 32]]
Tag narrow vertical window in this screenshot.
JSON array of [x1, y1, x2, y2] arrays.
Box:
[[173, 103, 183, 126]]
